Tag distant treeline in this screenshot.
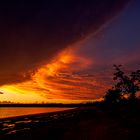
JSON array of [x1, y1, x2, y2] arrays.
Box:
[[0, 102, 100, 107]]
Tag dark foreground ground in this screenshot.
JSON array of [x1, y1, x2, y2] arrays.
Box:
[[1, 102, 140, 140]]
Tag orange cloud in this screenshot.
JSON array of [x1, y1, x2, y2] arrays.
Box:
[[0, 47, 108, 103]]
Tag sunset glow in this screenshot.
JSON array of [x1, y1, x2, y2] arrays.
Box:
[[0, 48, 103, 103], [0, 0, 138, 104], [1, 1, 140, 140]]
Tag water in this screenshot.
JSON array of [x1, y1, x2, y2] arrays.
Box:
[[0, 107, 73, 119]]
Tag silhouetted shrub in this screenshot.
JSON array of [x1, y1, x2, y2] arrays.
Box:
[[104, 65, 140, 103]]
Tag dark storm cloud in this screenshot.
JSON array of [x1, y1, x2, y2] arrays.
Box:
[[0, 0, 130, 85]]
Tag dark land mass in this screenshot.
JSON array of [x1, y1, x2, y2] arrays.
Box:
[[1, 100, 140, 140]]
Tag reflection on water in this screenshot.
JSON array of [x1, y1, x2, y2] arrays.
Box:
[[0, 107, 78, 137], [0, 107, 73, 118]]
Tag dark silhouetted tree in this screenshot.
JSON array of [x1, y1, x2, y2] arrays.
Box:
[[104, 65, 140, 103], [104, 88, 122, 104]]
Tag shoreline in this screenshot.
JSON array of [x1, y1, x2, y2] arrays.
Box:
[[0, 107, 76, 120], [1, 105, 140, 140], [0, 107, 93, 139]]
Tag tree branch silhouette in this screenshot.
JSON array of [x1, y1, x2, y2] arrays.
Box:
[[104, 65, 140, 103]]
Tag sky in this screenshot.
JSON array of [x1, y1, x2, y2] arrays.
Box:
[[0, 0, 140, 103]]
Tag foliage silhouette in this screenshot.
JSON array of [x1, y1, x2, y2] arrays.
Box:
[[104, 88, 122, 104], [104, 65, 140, 103]]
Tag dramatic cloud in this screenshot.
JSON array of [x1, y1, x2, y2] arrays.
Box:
[[0, 0, 130, 85], [1, 48, 110, 102]]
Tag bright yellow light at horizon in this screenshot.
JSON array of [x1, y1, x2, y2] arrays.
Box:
[[0, 88, 47, 103], [0, 48, 98, 103]]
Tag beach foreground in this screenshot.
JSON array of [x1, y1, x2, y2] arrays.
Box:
[[1, 104, 140, 140]]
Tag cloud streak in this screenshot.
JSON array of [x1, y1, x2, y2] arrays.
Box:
[[0, 47, 111, 102], [0, 0, 130, 86], [0, 0, 132, 103]]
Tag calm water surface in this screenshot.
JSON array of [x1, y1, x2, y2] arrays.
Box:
[[0, 107, 73, 119]]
